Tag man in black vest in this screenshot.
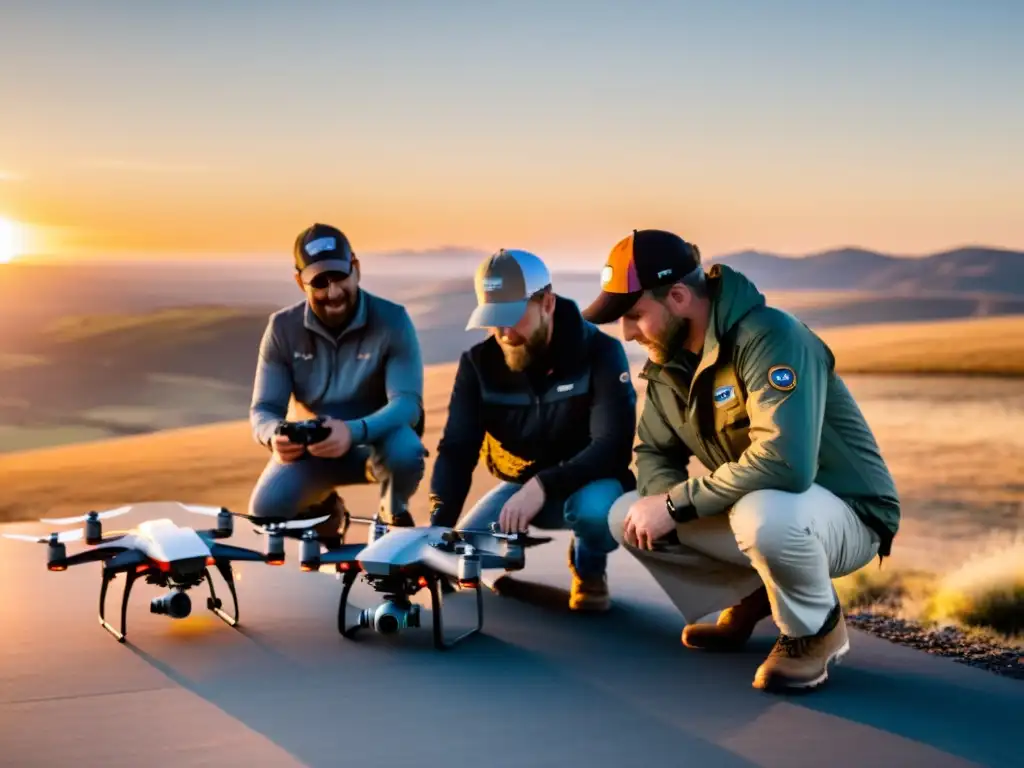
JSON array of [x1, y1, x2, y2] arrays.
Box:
[[428, 249, 638, 611]]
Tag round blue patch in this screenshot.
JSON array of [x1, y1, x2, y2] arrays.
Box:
[[768, 365, 797, 391]]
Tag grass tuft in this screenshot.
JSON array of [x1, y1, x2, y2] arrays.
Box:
[[835, 533, 1024, 647]]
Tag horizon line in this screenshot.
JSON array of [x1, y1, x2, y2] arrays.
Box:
[[8, 240, 1022, 265]]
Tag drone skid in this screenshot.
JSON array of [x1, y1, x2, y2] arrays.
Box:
[[336, 568, 484, 651], [97, 557, 242, 643]]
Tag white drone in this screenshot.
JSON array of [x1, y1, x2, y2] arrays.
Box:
[[289, 508, 551, 650], [3, 501, 328, 643]]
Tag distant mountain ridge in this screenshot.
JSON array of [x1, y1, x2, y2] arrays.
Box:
[[709, 246, 1024, 295]]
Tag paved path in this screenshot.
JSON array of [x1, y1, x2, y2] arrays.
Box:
[[0, 504, 1020, 768]]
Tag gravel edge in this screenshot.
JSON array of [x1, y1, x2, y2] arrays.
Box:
[[848, 611, 1024, 680]]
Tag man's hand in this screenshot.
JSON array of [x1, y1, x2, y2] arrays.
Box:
[[498, 477, 546, 533], [306, 417, 352, 459], [623, 493, 677, 550], [271, 432, 306, 464]]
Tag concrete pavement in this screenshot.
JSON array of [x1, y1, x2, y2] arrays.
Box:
[[0, 503, 1020, 768]]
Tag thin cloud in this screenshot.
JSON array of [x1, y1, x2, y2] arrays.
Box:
[[79, 158, 210, 174]]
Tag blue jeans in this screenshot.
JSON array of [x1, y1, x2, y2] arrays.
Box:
[[455, 478, 623, 578]]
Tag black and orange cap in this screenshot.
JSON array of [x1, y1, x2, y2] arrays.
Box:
[[581, 229, 702, 325]]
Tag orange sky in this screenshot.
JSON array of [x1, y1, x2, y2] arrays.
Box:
[[2, 4, 1022, 264]]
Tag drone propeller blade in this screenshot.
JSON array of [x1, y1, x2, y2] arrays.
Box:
[[2, 533, 46, 543], [180, 504, 251, 519], [40, 505, 132, 525], [252, 514, 331, 534], [3, 529, 85, 544], [282, 514, 330, 530]]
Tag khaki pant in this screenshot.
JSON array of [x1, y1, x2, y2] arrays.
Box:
[[608, 484, 880, 637]]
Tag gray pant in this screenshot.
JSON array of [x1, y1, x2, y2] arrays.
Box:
[[247, 424, 426, 523], [608, 483, 880, 637]]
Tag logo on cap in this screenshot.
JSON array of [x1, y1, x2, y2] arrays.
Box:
[[304, 237, 336, 257]]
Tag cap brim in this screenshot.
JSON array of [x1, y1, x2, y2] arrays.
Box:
[[465, 301, 528, 330], [581, 291, 641, 325], [300, 259, 352, 282]]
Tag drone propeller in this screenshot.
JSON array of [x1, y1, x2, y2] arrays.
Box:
[[39, 505, 132, 526], [252, 514, 331, 534], [180, 504, 252, 519], [3, 529, 84, 544]]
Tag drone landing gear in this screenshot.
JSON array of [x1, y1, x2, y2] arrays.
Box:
[[427, 574, 483, 651], [98, 566, 137, 643], [336, 571, 484, 650], [204, 560, 240, 628], [96, 559, 241, 643]]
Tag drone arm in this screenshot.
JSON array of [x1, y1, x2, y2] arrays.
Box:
[[316, 544, 365, 566], [61, 545, 132, 568], [208, 542, 270, 562]]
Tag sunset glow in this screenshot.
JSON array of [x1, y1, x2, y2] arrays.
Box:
[[0, 218, 20, 263], [0, 5, 1021, 261]]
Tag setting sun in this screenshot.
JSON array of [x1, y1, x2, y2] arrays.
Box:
[[0, 217, 20, 263]]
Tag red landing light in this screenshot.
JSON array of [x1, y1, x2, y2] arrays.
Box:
[[266, 557, 285, 566], [47, 564, 66, 572], [206, 557, 216, 566], [458, 578, 479, 589], [417, 576, 428, 587]]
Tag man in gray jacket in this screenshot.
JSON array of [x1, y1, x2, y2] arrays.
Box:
[[247, 223, 426, 541]]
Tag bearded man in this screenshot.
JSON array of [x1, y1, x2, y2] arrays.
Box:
[[427, 249, 638, 611], [247, 223, 427, 542], [581, 229, 900, 693]]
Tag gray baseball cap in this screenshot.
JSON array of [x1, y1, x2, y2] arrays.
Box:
[[465, 249, 552, 330]]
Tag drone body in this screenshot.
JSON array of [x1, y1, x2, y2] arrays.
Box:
[[4, 501, 328, 643], [295, 513, 549, 650]]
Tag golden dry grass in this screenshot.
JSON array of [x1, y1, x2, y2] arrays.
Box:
[[820, 315, 1024, 377], [834, 534, 1024, 645], [0, 363, 476, 529]]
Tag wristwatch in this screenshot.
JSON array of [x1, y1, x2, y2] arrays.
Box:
[[665, 494, 698, 523]]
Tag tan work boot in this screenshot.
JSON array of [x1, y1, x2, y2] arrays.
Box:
[[752, 603, 850, 693], [681, 585, 772, 651], [567, 540, 610, 612]]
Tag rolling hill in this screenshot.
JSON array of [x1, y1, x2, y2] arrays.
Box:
[[710, 246, 1024, 294], [2, 246, 1024, 453]]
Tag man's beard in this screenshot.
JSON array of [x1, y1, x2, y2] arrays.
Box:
[[311, 288, 357, 329], [498, 318, 550, 372], [642, 315, 690, 365]]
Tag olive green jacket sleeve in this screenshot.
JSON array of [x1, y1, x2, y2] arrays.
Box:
[[634, 383, 694, 496], [668, 318, 829, 517]]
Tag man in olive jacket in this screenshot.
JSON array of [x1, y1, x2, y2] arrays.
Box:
[[581, 229, 900, 694]]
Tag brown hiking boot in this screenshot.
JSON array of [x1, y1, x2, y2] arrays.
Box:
[[752, 603, 850, 693], [567, 540, 610, 612], [681, 585, 772, 651], [569, 572, 611, 612]]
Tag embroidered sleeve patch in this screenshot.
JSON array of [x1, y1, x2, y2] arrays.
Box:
[[768, 365, 797, 391], [713, 385, 736, 406]]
